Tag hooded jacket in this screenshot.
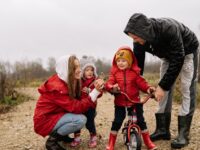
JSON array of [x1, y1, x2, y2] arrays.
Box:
[[33, 55, 96, 137], [105, 46, 150, 107], [124, 13, 199, 91]]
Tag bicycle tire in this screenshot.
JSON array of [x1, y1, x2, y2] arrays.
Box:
[[126, 130, 142, 150]]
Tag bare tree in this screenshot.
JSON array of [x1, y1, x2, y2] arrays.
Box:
[[0, 63, 6, 100], [47, 57, 56, 74], [0, 61, 15, 101]]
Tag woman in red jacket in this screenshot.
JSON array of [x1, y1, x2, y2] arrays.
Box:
[[33, 55, 104, 150], [105, 46, 157, 150]]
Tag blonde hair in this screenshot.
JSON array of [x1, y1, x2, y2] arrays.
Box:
[[67, 55, 81, 99]]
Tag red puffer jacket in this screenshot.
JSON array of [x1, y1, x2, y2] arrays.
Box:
[[33, 75, 96, 137], [81, 77, 96, 98], [105, 47, 150, 107]]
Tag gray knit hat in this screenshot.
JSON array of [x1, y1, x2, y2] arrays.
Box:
[[81, 63, 98, 78]]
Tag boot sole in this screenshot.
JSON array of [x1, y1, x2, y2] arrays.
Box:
[[151, 136, 171, 141], [171, 144, 187, 149], [171, 142, 189, 149]]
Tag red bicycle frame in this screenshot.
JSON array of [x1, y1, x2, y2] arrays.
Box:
[[120, 91, 155, 143]]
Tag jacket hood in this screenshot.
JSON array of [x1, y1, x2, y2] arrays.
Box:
[[124, 13, 155, 42], [55, 55, 70, 83], [112, 46, 141, 74], [81, 63, 98, 78]]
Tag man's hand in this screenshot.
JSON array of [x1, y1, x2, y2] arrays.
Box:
[[155, 86, 165, 101]]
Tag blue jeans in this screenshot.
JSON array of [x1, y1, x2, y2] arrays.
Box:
[[52, 113, 87, 136]]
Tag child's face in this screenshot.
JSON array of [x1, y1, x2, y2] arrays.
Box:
[[116, 59, 129, 70], [84, 66, 94, 79]]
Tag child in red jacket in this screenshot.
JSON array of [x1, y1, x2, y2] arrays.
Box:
[[71, 63, 102, 148], [105, 46, 157, 150]]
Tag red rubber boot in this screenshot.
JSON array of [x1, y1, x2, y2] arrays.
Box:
[[142, 131, 157, 150], [105, 133, 117, 150]]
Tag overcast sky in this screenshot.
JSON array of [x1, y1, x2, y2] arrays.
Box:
[[0, 0, 200, 66]]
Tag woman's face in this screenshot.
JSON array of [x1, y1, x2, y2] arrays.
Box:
[[74, 59, 81, 79]]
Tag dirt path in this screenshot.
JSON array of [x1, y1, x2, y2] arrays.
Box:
[[0, 88, 199, 150]]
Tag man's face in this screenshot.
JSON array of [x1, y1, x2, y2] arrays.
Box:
[[128, 33, 146, 45]]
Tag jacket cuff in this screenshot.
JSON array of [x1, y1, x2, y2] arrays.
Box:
[[89, 89, 100, 102], [158, 82, 170, 91]]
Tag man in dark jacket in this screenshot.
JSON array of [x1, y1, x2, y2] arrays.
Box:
[[124, 13, 199, 149]]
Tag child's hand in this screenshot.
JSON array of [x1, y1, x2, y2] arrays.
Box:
[[147, 86, 156, 94], [82, 87, 91, 94], [113, 84, 120, 90], [111, 84, 120, 94]]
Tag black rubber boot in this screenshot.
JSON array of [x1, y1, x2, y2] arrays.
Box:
[[171, 115, 193, 149], [61, 135, 74, 143], [150, 113, 171, 141], [45, 132, 66, 150]]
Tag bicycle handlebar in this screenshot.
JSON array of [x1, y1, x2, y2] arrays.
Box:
[[120, 91, 155, 104]]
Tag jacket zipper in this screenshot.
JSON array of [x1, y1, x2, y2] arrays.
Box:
[[124, 70, 127, 106]]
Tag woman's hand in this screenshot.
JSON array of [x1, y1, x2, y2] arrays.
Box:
[[89, 79, 104, 102], [94, 79, 104, 91], [155, 85, 165, 102]]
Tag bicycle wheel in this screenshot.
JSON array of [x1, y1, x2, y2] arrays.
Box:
[[126, 130, 142, 150]]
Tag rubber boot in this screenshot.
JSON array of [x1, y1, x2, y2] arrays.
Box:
[[45, 132, 66, 150], [61, 135, 74, 143], [106, 133, 117, 150], [142, 131, 157, 150], [150, 113, 171, 141], [171, 115, 193, 149]]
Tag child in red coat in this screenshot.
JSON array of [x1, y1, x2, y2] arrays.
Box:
[[71, 63, 102, 148], [105, 46, 157, 150]]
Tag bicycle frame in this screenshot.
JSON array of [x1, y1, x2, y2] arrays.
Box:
[[121, 92, 154, 149]]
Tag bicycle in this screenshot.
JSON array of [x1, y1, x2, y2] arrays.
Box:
[[120, 91, 155, 150]]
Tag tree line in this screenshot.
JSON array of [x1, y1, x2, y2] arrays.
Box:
[[0, 53, 200, 102]]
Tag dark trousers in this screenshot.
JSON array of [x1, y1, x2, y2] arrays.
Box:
[[75, 108, 96, 135], [111, 104, 147, 131]]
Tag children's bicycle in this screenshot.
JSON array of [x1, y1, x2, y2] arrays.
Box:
[[120, 91, 154, 150]]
